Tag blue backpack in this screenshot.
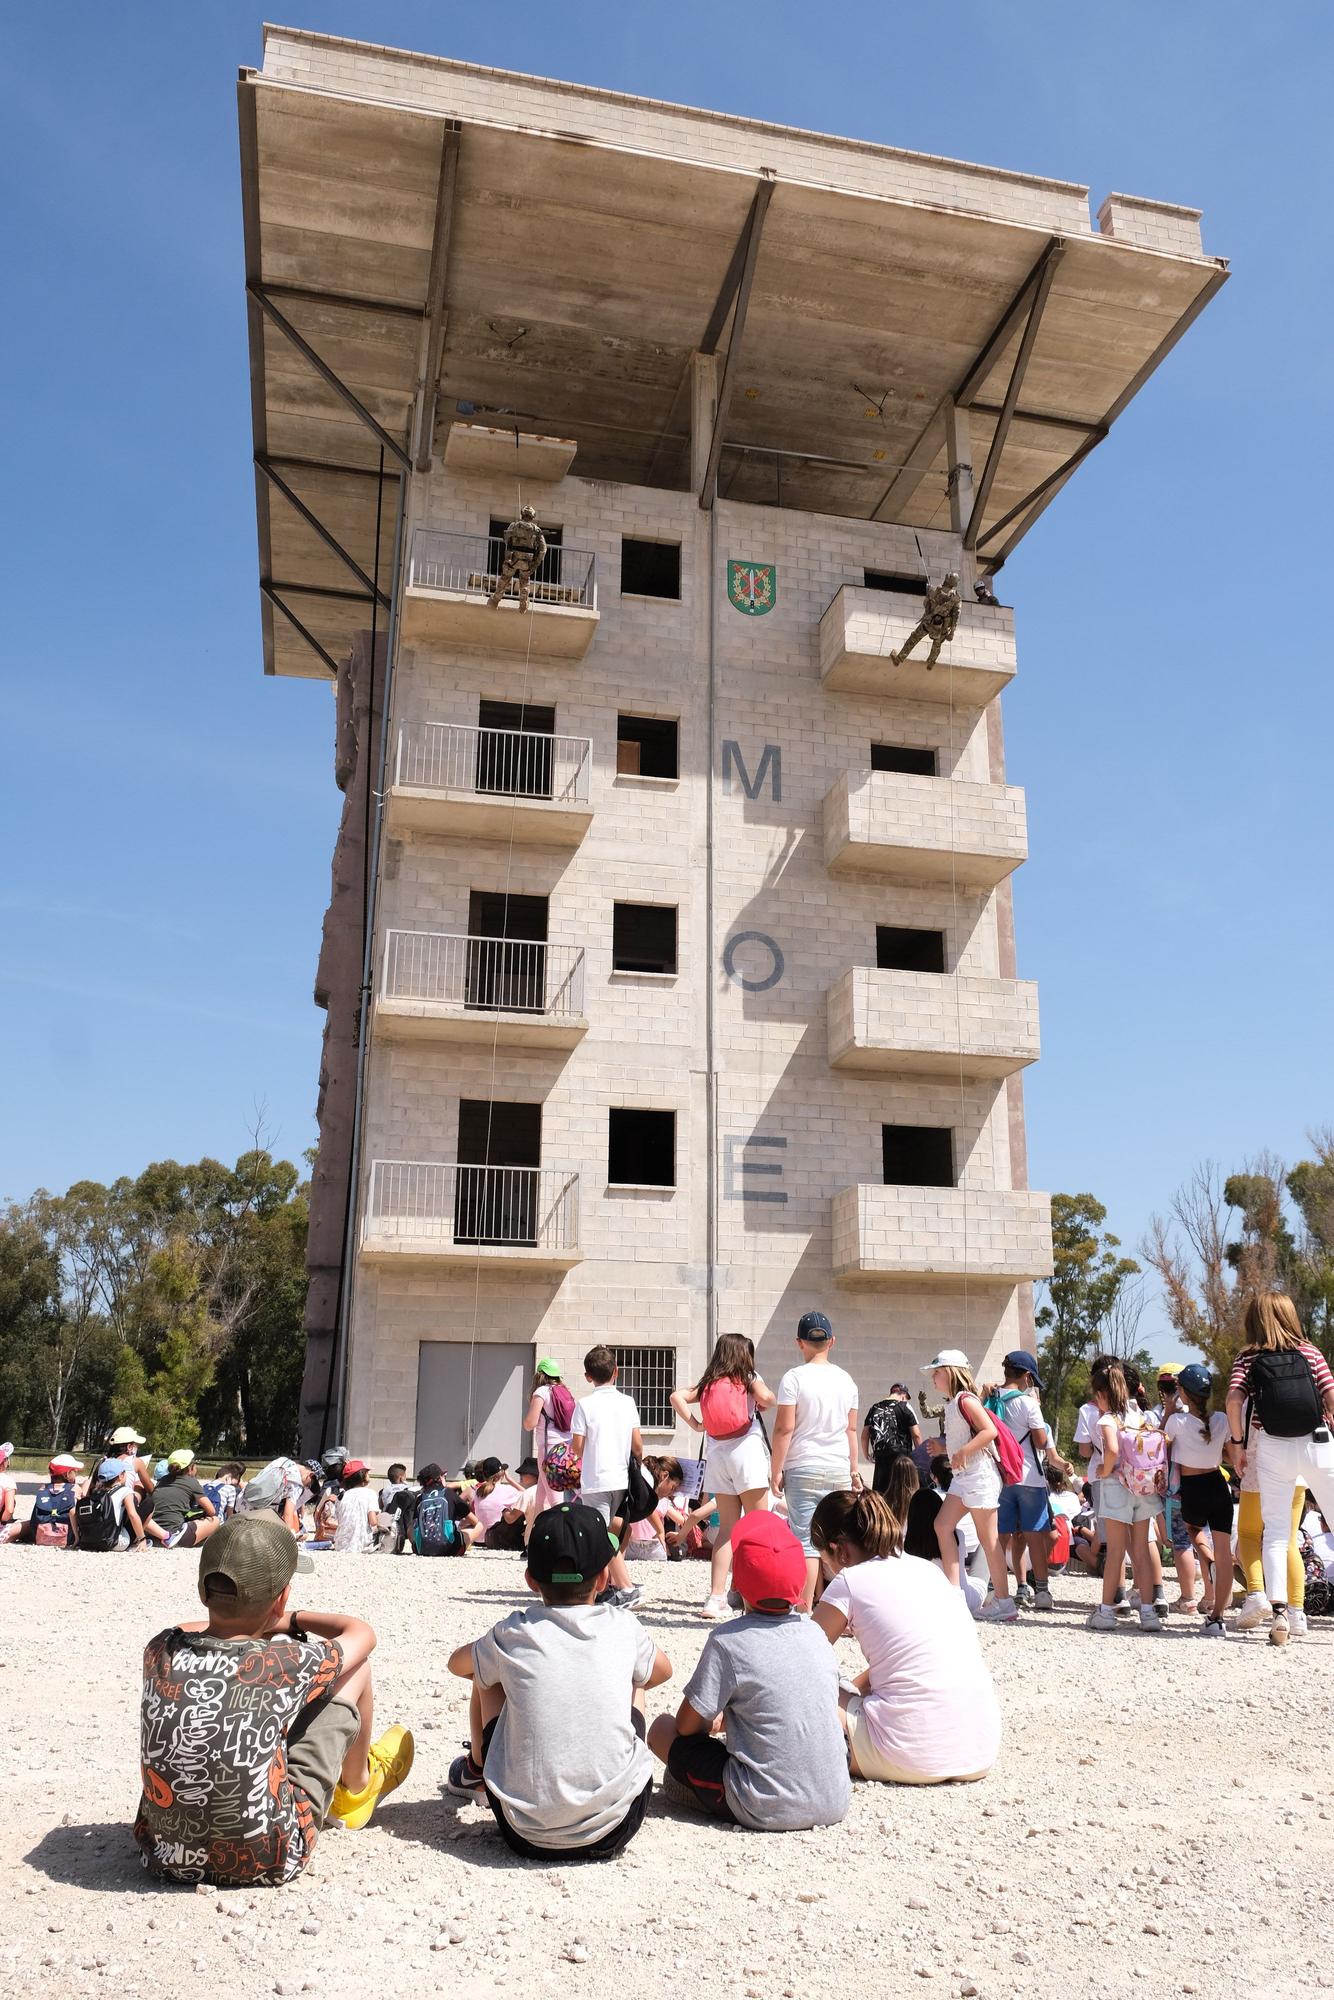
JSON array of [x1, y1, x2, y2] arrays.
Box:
[[412, 1485, 461, 1557], [33, 1482, 77, 1546]]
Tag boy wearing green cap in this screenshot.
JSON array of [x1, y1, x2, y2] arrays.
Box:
[[134, 1513, 415, 1885]]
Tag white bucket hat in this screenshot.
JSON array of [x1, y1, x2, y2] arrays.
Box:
[[922, 1349, 971, 1372]]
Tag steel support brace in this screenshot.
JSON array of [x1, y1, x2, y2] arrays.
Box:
[[260, 583, 342, 677], [700, 175, 775, 509], [256, 455, 391, 607], [964, 242, 1064, 548], [248, 283, 412, 472], [413, 121, 462, 472]]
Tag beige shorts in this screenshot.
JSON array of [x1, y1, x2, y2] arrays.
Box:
[[286, 1695, 359, 1819], [844, 1696, 989, 1787]]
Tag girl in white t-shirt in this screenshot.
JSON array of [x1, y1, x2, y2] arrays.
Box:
[[925, 1352, 1016, 1624], [1165, 1364, 1234, 1636], [810, 1488, 1001, 1784]]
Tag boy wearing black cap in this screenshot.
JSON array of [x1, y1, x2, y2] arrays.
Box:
[[445, 1501, 672, 1859], [134, 1513, 415, 1885]]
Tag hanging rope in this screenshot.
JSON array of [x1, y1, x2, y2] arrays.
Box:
[[946, 652, 971, 1356]]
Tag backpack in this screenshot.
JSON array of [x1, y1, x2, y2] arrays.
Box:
[[1117, 1425, 1167, 1498], [619, 1454, 659, 1525], [74, 1478, 122, 1552], [990, 1419, 1027, 1486], [1245, 1348, 1322, 1439], [34, 1482, 75, 1548], [699, 1377, 753, 1441], [541, 1438, 581, 1493], [412, 1484, 461, 1557], [545, 1381, 577, 1431]]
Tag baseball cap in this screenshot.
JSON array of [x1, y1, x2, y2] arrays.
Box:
[[922, 1349, 971, 1372], [417, 1462, 444, 1485], [97, 1457, 125, 1481], [526, 1503, 618, 1586], [797, 1310, 833, 1342], [730, 1511, 806, 1608], [237, 1465, 287, 1514], [889, 1382, 909, 1396], [49, 1454, 83, 1474], [342, 1458, 368, 1477], [198, 1513, 312, 1609], [167, 1448, 196, 1470], [321, 1447, 348, 1473], [0, 1442, 13, 1464], [153, 1459, 170, 1480], [479, 1456, 504, 1478], [1003, 1350, 1044, 1390], [1156, 1362, 1184, 1381], [536, 1357, 562, 1378], [110, 1426, 146, 1447]]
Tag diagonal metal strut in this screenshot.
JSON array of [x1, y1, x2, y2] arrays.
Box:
[[412, 120, 462, 471], [964, 241, 1065, 548], [248, 283, 412, 471], [700, 174, 776, 509], [256, 455, 392, 607]]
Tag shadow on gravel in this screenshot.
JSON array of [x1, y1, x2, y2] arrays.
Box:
[[24, 1822, 154, 1893]]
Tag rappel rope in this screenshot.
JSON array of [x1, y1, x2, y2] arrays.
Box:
[[946, 653, 972, 1356]]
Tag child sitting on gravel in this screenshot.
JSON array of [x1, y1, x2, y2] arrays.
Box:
[[135, 1513, 414, 1885], [646, 1510, 851, 1830], [445, 1501, 672, 1859]]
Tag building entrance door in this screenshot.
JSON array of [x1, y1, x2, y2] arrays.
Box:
[[415, 1340, 531, 1471]]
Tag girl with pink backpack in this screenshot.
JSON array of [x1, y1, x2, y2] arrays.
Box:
[[671, 1334, 776, 1621], [523, 1358, 581, 1510], [1086, 1358, 1166, 1634]]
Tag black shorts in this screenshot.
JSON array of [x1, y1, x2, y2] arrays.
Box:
[[483, 1519, 526, 1552], [480, 1712, 651, 1861], [665, 1733, 738, 1822], [1177, 1468, 1234, 1534]]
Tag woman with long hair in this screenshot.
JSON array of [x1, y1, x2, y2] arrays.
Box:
[[671, 1333, 775, 1620], [810, 1487, 1000, 1785], [925, 1349, 1015, 1623], [1226, 1293, 1334, 1646]]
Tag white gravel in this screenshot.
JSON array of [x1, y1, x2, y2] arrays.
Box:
[[2, 1547, 1331, 2000]]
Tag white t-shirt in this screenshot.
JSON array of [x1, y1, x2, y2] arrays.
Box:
[[1164, 1408, 1228, 1471], [776, 1361, 859, 1470], [572, 1384, 641, 1493], [1049, 1489, 1081, 1521], [1074, 1401, 1101, 1461], [332, 1486, 378, 1553], [534, 1384, 575, 1453], [473, 1479, 525, 1533], [821, 1556, 1001, 1779], [995, 1388, 1047, 1486]]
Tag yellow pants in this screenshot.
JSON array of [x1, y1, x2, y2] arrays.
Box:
[[1237, 1485, 1305, 1604]]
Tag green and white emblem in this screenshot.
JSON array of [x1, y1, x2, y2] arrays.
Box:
[[727, 559, 776, 617]]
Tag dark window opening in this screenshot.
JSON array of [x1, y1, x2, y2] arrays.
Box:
[[871, 742, 937, 777], [621, 537, 681, 600], [609, 1108, 676, 1188], [876, 926, 946, 975], [489, 515, 563, 590], [466, 891, 549, 1012], [612, 1346, 676, 1428], [864, 569, 927, 595], [882, 1124, 955, 1188], [475, 699, 556, 799], [616, 713, 679, 779], [613, 903, 677, 975], [456, 1098, 543, 1245]]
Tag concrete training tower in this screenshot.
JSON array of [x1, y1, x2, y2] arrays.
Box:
[[238, 27, 1226, 1463]]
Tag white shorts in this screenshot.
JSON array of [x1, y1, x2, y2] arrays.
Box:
[[951, 1455, 1002, 1512], [704, 1428, 770, 1497]]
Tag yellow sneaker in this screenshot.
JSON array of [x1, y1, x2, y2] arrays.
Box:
[[328, 1726, 415, 1830]]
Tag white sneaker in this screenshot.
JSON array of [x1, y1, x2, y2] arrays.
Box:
[[1127, 1589, 1143, 1611], [1288, 1607, 1308, 1639], [975, 1596, 1018, 1623], [1235, 1592, 1272, 1631], [1086, 1605, 1118, 1631], [1032, 1587, 1054, 1611], [1138, 1605, 1164, 1632], [1198, 1617, 1227, 1639], [699, 1593, 730, 1621]]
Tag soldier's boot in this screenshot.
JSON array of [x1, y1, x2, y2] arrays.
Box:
[[890, 623, 926, 668], [924, 636, 944, 670]]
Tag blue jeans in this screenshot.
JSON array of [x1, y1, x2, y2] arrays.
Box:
[[782, 1462, 848, 1553]]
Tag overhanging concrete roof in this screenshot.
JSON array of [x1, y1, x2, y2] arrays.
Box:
[[239, 36, 1226, 678]]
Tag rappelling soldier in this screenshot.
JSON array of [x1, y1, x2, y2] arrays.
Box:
[[486, 505, 548, 612], [890, 570, 962, 669]]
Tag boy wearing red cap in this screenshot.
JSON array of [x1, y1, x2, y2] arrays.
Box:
[[647, 1511, 850, 1830]]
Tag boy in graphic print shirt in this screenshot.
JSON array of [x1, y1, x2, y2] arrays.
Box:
[[135, 1513, 415, 1885]]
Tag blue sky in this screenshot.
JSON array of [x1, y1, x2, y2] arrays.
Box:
[[2, 4, 1330, 1342]]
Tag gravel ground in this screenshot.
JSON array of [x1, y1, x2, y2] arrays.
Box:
[[2, 1546, 1332, 2000]]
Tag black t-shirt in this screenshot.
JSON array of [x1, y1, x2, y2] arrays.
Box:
[[904, 1486, 942, 1562], [865, 1399, 916, 1466], [150, 1474, 205, 1536]]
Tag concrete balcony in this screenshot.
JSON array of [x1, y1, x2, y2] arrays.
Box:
[[823, 769, 1026, 887], [827, 967, 1039, 1078], [819, 585, 1015, 704], [386, 720, 593, 846], [361, 1162, 582, 1269], [832, 1185, 1053, 1286], [401, 528, 599, 658], [373, 931, 587, 1048]]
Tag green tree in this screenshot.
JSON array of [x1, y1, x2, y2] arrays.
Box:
[[1286, 1132, 1334, 1356], [1035, 1194, 1140, 1442], [1143, 1161, 1283, 1375]]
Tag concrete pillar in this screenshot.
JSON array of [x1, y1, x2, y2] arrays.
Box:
[[944, 396, 975, 540], [690, 351, 719, 498]]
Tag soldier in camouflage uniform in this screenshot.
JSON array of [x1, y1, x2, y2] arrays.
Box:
[[890, 571, 962, 670], [487, 505, 548, 612]]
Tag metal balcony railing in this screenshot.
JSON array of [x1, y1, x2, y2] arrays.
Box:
[[394, 720, 592, 804], [364, 1161, 580, 1253], [408, 529, 597, 610], [382, 931, 585, 1019]]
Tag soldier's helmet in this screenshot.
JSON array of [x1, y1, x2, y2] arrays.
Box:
[[942, 571, 960, 588], [520, 505, 538, 522]]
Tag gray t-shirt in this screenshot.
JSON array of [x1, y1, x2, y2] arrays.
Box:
[[472, 1602, 656, 1850], [683, 1611, 851, 1831]]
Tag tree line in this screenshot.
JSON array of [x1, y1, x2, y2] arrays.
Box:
[[1037, 1131, 1334, 1444], [0, 1151, 308, 1455]]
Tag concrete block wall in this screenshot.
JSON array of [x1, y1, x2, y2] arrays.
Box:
[[1097, 193, 1205, 258], [830, 770, 1028, 880], [829, 968, 1040, 1070], [344, 464, 1046, 1460]]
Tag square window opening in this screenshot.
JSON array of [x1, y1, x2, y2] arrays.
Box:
[[876, 926, 946, 975], [611, 1345, 677, 1429], [882, 1124, 954, 1188], [613, 902, 677, 975], [864, 568, 927, 595], [871, 742, 937, 777], [608, 1108, 676, 1188], [616, 713, 679, 779], [621, 538, 681, 600]]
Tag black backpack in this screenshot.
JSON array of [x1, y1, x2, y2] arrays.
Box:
[[1245, 1348, 1322, 1439], [74, 1479, 121, 1551], [619, 1454, 659, 1525]]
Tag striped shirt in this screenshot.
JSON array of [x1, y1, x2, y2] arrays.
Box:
[[1228, 1343, 1334, 1436]]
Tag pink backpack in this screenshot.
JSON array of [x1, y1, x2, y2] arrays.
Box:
[[699, 1377, 753, 1440], [1117, 1425, 1167, 1498], [962, 1396, 1025, 1483]]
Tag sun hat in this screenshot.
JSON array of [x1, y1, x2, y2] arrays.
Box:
[[167, 1449, 196, 1470], [922, 1349, 971, 1372], [536, 1357, 562, 1378], [797, 1310, 833, 1342], [730, 1511, 806, 1608], [526, 1503, 618, 1586], [198, 1513, 312, 1608], [0, 1442, 13, 1465], [49, 1454, 83, 1474], [110, 1426, 147, 1447]]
